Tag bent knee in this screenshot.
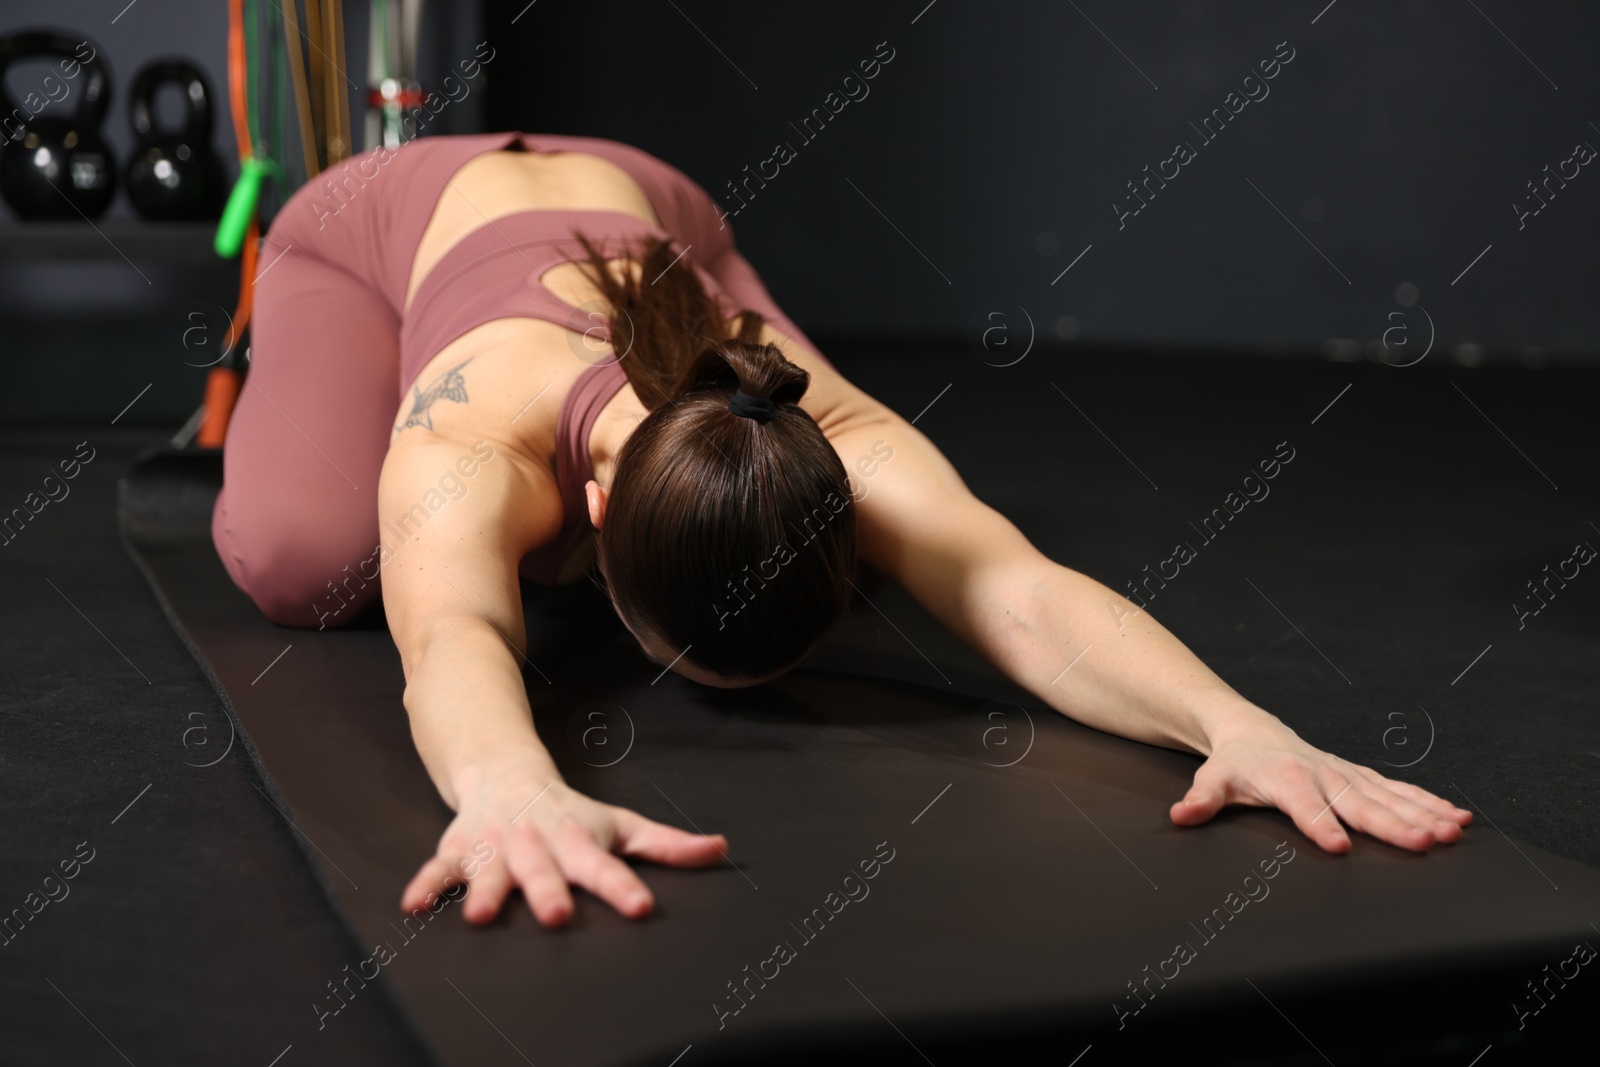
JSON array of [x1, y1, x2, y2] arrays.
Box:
[[248, 550, 383, 630], [212, 494, 383, 629], [255, 571, 380, 630]]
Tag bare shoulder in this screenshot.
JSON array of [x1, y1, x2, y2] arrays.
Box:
[[749, 325, 997, 560], [383, 321, 598, 547], [391, 321, 588, 449]]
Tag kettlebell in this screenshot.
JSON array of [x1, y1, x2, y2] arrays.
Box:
[[126, 59, 225, 220], [0, 31, 114, 219]]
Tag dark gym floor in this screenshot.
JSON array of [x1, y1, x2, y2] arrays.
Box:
[[0, 425, 431, 1066], [2, 343, 1596, 1064]]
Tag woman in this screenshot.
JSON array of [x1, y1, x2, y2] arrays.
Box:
[[214, 132, 1471, 928]]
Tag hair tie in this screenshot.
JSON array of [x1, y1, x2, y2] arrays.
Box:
[[728, 388, 777, 423]]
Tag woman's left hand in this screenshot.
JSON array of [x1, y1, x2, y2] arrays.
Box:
[[1169, 716, 1473, 852]]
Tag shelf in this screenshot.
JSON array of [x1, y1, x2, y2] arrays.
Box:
[[0, 220, 221, 263]]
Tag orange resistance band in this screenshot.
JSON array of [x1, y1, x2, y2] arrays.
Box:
[[201, 0, 260, 447]]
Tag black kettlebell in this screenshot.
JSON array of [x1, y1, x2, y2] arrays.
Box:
[[0, 31, 114, 219], [126, 59, 225, 220]]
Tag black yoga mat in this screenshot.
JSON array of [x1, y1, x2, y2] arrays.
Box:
[[120, 441, 1599, 1066]]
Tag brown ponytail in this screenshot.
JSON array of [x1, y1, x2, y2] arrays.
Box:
[[576, 233, 857, 681], [571, 232, 765, 410]]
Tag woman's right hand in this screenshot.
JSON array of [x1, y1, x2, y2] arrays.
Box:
[[400, 752, 729, 927]]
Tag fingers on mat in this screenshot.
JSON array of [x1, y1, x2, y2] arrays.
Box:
[[1349, 777, 1461, 844], [1348, 775, 1435, 825], [458, 847, 514, 924], [612, 807, 728, 867], [401, 854, 460, 913], [1169, 772, 1231, 826], [552, 817, 654, 919], [1274, 770, 1353, 853], [1359, 767, 1473, 825], [1329, 778, 1438, 852], [505, 829, 575, 927]]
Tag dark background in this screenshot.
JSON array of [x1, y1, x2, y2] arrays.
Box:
[[486, 0, 1600, 360], [3, 0, 1598, 424]]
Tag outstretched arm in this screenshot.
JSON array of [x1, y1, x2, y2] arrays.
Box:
[[817, 390, 1472, 853], [379, 424, 725, 926]]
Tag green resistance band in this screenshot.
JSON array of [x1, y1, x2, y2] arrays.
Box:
[[214, 156, 286, 259]]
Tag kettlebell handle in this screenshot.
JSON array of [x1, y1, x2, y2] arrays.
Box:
[[130, 59, 214, 144], [0, 31, 111, 133]]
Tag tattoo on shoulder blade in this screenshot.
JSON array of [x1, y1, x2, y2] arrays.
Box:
[[397, 357, 473, 432]]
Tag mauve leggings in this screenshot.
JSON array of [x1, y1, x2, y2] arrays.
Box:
[[211, 218, 403, 630]]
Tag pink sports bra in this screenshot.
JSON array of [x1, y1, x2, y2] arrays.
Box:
[[393, 133, 821, 584]]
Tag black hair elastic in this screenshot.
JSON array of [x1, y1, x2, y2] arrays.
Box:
[[728, 388, 777, 423]]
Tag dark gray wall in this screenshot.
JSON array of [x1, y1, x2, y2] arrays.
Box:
[[487, 0, 1600, 363]]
